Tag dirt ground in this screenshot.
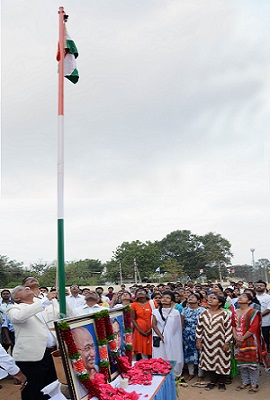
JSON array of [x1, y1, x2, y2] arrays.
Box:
[[1, 367, 269, 400]]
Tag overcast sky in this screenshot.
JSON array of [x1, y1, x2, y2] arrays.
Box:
[[1, 0, 270, 268]]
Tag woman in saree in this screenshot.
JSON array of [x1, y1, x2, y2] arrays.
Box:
[[232, 292, 267, 394]]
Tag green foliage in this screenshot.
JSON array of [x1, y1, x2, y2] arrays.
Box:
[[105, 240, 161, 282], [0, 229, 236, 287], [160, 257, 184, 281], [160, 230, 204, 278], [160, 230, 233, 279], [0, 255, 25, 287], [40, 265, 57, 286], [232, 259, 270, 282], [102, 259, 119, 283], [65, 259, 103, 286], [229, 264, 254, 282]]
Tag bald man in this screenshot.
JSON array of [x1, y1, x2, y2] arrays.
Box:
[[72, 327, 98, 379]]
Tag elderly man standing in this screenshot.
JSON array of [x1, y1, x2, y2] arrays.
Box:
[[7, 286, 57, 400]]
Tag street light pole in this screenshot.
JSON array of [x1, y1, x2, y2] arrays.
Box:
[[250, 248, 255, 280], [250, 248, 255, 268]]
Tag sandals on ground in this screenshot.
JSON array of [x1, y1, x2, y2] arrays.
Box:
[[176, 377, 188, 387], [191, 381, 208, 387], [248, 386, 259, 394], [205, 383, 216, 391], [218, 383, 226, 392], [235, 384, 251, 391]]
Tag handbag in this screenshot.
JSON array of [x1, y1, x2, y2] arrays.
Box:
[[153, 336, 161, 347], [152, 308, 173, 348]]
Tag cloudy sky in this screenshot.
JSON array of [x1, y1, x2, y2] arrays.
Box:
[[1, 0, 270, 268]]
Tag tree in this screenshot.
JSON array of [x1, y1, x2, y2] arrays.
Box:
[[0, 255, 25, 287], [103, 259, 120, 283], [106, 240, 161, 283], [160, 257, 184, 281], [229, 264, 254, 282], [200, 232, 233, 280], [65, 259, 104, 286], [257, 259, 270, 283], [39, 263, 58, 286], [159, 230, 233, 280], [159, 230, 204, 279], [29, 260, 52, 276]]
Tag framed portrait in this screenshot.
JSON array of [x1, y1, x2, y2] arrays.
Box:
[[55, 308, 125, 400], [55, 314, 99, 400], [108, 309, 126, 380]]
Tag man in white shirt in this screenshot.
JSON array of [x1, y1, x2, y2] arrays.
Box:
[[0, 289, 13, 313], [73, 291, 105, 317], [255, 280, 270, 352], [0, 343, 27, 390], [0, 289, 15, 352], [66, 284, 85, 308], [7, 286, 57, 400]]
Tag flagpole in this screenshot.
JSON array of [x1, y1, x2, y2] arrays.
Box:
[[58, 6, 66, 316]]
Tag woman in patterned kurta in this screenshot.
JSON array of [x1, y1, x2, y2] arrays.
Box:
[[131, 288, 154, 359], [196, 293, 233, 392], [182, 293, 204, 380]]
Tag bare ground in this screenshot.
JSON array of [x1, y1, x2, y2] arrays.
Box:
[[1, 367, 269, 399]]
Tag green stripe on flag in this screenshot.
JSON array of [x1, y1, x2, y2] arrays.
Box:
[[66, 39, 78, 58], [65, 68, 79, 84]]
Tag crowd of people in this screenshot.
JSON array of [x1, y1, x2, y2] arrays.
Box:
[[0, 277, 270, 398]]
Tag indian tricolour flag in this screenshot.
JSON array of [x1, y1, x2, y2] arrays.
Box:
[[57, 28, 79, 84]]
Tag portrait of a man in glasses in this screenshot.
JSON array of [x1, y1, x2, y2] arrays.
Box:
[[109, 316, 125, 376], [73, 327, 98, 379]]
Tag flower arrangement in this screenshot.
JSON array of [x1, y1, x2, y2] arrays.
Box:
[[92, 307, 133, 379], [93, 310, 111, 381], [59, 316, 172, 398], [123, 359, 172, 386], [58, 320, 138, 400], [123, 306, 133, 364]]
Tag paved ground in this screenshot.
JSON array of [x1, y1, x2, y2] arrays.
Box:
[[1, 367, 269, 399]]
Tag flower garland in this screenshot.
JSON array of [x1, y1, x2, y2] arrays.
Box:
[[123, 306, 133, 364], [93, 310, 111, 381], [59, 317, 172, 398], [58, 320, 138, 400], [93, 309, 132, 378]]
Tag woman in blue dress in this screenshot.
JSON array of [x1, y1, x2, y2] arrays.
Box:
[[182, 293, 204, 383]]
